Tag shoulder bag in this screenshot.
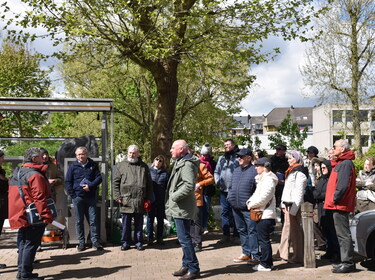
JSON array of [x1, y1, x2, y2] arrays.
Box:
[[250, 198, 273, 222]]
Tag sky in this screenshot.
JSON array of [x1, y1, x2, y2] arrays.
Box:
[[2, 1, 320, 116]]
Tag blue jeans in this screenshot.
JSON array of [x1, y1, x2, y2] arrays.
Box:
[[122, 213, 144, 247], [18, 224, 46, 278], [232, 208, 260, 258], [175, 218, 200, 274], [202, 195, 211, 230], [72, 196, 99, 244], [220, 191, 237, 236], [257, 219, 275, 268]]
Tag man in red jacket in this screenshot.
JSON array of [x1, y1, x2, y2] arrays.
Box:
[[324, 139, 356, 273], [8, 147, 54, 280]]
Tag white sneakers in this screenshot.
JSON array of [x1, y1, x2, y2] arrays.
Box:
[[252, 264, 272, 272]]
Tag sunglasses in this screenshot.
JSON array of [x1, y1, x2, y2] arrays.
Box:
[[155, 158, 163, 163]]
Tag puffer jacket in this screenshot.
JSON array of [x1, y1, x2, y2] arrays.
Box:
[[165, 153, 199, 220], [324, 150, 356, 212], [281, 165, 307, 216], [227, 164, 257, 210], [8, 163, 53, 229], [214, 148, 239, 192], [246, 171, 278, 219], [65, 158, 102, 199], [149, 166, 169, 204], [195, 163, 214, 207], [113, 159, 153, 214]]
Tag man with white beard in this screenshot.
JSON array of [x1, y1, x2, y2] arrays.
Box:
[[113, 145, 153, 251]]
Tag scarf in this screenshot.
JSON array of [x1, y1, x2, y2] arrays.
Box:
[[285, 163, 301, 179], [199, 155, 213, 174]]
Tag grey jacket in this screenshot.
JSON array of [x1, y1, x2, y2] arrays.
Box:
[[113, 159, 153, 214], [165, 154, 199, 220]]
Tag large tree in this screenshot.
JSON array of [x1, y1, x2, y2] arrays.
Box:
[[301, 0, 375, 156], [0, 42, 51, 138], [2, 0, 322, 158]]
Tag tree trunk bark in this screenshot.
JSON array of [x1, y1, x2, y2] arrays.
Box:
[[150, 59, 179, 162]]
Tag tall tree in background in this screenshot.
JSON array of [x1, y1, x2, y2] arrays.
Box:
[[301, 0, 375, 156], [2, 0, 322, 158], [0, 42, 51, 138]]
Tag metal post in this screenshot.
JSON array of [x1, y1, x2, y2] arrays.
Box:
[[101, 112, 108, 242]]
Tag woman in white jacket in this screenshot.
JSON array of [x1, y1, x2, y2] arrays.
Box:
[[247, 157, 278, 271], [276, 150, 307, 264]]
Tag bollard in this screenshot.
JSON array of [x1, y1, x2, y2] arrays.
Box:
[[301, 202, 316, 268]]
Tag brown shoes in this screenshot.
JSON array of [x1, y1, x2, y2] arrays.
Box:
[[172, 267, 188, 276], [179, 272, 200, 280]]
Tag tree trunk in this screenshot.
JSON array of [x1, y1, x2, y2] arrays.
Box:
[[150, 59, 179, 162]]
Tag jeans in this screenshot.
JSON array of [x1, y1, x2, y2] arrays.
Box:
[[175, 218, 200, 274], [72, 196, 99, 244], [332, 210, 354, 264], [220, 191, 237, 236], [232, 208, 260, 258], [147, 194, 165, 241], [257, 219, 275, 268], [18, 224, 46, 278], [121, 213, 144, 247], [201, 195, 211, 231]]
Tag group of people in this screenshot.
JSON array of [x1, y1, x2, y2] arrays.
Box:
[[0, 137, 374, 280]]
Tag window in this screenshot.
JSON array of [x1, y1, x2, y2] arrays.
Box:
[[332, 110, 343, 123], [346, 110, 353, 123], [371, 110, 375, 122], [359, 110, 369, 122], [361, 135, 369, 147]]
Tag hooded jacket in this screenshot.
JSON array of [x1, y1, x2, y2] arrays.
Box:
[[313, 160, 332, 219], [65, 157, 102, 199], [8, 163, 53, 229], [246, 171, 278, 219], [324, 150, 356, 212], [214, 146, 240, 192], [195, 163, 214, 207], [165, 153, 199, 220]]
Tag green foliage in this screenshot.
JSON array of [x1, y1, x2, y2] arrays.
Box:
[[0, 43, 51, 137], [353, 143, 375, 174], [236, 129, 263, 151], [268, 111, 308, 152]]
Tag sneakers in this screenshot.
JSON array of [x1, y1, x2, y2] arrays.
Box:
[[233, 254, 250, 263], [93, 241, 104, 251], [252, 264, 272, 271], [76, 243, 85, 252]]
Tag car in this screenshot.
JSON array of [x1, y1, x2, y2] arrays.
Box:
[[350, 209, 375, 259]]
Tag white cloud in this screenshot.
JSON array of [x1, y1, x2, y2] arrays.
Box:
[[241, 40, 318, 116]]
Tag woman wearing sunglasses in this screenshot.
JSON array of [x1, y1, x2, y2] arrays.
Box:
[[147, 155, 170, 246]]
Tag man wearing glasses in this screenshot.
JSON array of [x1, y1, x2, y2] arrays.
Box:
[[113, 145, 153, 251], [324, 139, 356, 273]]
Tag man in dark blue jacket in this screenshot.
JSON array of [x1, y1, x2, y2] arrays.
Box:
[[228, 148, 260, 263], [65, 146, 103, 252]]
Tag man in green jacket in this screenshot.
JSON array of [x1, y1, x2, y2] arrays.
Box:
[[166, 140, 200, 280], [114, 145, 153, 251]]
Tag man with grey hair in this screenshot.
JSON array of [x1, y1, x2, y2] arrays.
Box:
[[8, 147, 54, 280], [65, 146, 103, 252], [167, 140, 200, 280], [324, 139, 356, 273], [114, 145, 153, 251]]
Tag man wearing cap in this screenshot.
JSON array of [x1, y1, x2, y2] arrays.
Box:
[[214, 139, 240, 243], [270, 144, 289, 221], [227, 148, 260, 263]]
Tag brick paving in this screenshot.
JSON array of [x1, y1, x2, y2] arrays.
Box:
[[0, 229, 374, 280]]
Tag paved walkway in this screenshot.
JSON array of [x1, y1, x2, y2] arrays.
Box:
[[0, 229, 374, 280]]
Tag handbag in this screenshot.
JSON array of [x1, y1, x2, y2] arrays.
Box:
[[249, 198, 273, 222], [17, 168, 57, 225]]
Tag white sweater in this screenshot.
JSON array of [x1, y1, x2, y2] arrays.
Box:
[[281, 170, 307, 216], [246, 171, 278, 219]]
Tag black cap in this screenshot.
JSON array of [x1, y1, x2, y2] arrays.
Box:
[[275, 144, 287, 151], [237, 148, 252, 157], [307, 146, 319, 156], [255, 157, 271, 166]]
